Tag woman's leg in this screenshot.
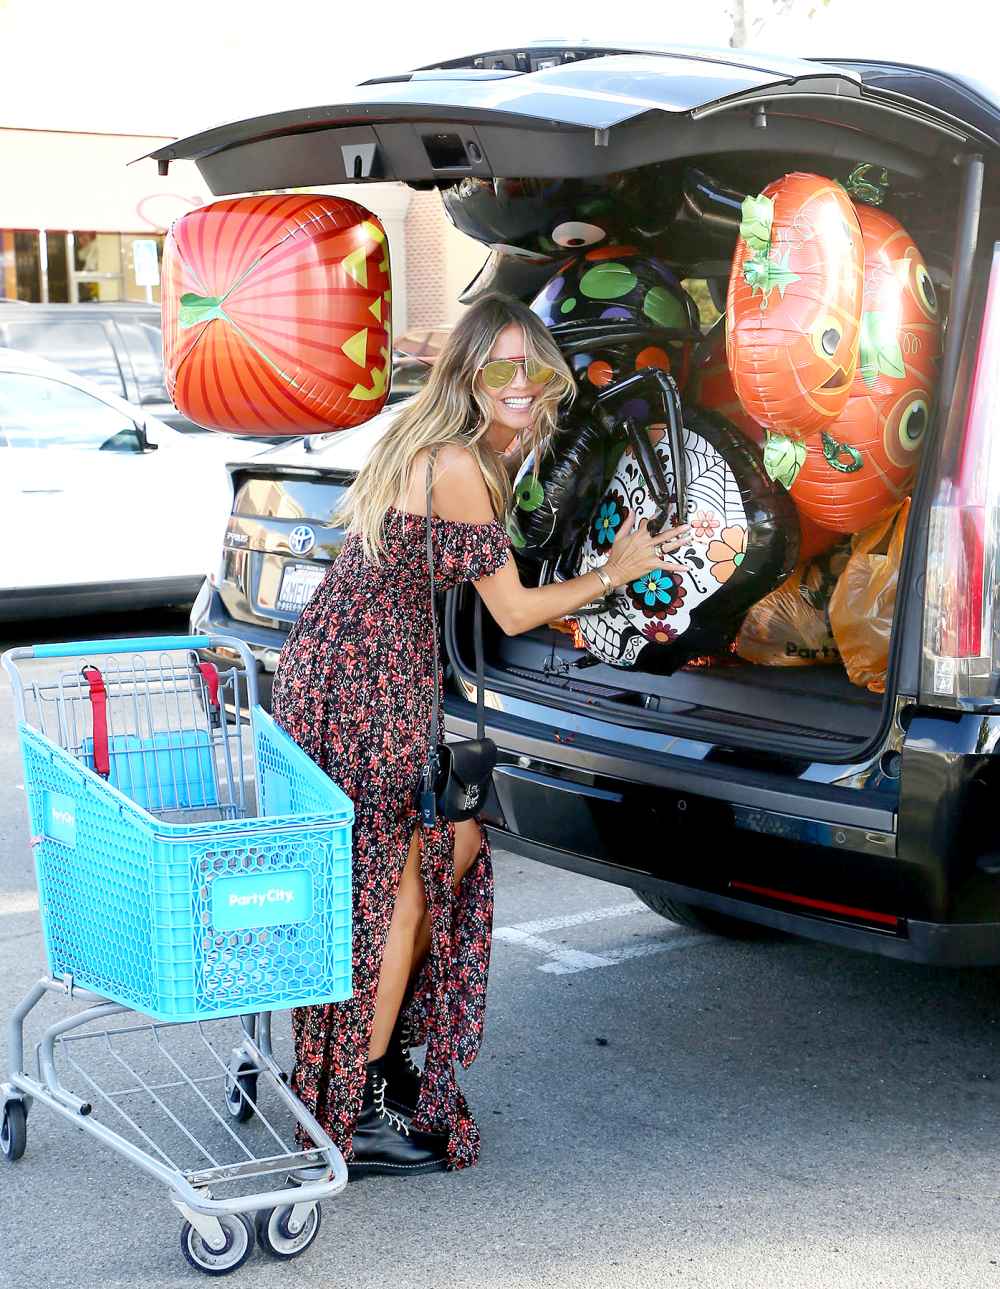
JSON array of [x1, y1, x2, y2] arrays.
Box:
[[369, 819, 485, 1060], [408, 818, 484, 991], [368, 826, 427, 1060]]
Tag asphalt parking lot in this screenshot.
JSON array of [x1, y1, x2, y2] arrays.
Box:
[[2, 611, 1000, 1289]]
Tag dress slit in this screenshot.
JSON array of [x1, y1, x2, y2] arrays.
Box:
[[270, 507, 510, 1171]]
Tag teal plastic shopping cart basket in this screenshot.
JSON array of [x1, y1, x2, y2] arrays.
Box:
[[4, 634, 354, 1022]]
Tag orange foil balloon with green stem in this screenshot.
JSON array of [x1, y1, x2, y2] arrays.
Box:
[[691, 320, 839, 562], [690, 320, 768, 444], [162, 194, 392, 436], [786, 205, 941, 532], [726, 172, 864, 444]]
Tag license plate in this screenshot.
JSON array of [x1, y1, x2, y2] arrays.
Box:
[[276, 562, 325, 612]]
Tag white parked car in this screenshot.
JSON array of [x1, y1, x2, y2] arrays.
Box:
[[0, 347, 264, 620]]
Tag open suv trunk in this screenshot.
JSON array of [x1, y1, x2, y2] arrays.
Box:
[[171, 44, 1000, 961]]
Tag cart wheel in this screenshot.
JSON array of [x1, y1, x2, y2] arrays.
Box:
[[1, 1100, 27, 1162], [255, 1201, 322, 1260], [224, 1067, 258, 1123], [180, 1212, 254, 1276]]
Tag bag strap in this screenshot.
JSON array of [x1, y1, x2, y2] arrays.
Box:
[[425, 448, 486, 776]]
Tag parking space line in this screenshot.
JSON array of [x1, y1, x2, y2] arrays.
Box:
[[494, 901, 709, 975], [493, 925, 616, 973], [0, 890, 39, 916], [496, 900, 646, 938]]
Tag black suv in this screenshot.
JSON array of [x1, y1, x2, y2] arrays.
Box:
[[164, 43, 1000, 964]]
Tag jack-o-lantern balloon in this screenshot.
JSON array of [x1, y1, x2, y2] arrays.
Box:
[[162, 195, 391, 435], [690, 320, 768, 444], [726, 172, 864, 441], [691, 321, 838, 563], [786, 206, 941, 532]]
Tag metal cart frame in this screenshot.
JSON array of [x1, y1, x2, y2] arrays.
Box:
[[1, 635, 350, 1275]]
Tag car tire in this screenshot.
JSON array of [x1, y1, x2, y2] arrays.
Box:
[[632, 889, 784, 939]]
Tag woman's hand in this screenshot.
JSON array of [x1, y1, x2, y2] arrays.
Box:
[[603, 512, 690, 588]]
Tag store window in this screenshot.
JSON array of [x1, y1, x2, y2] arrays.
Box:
[[0, 231, 42, 301], [0, 230, 163, 303], [123, 236, 163, 303], [71, 231, 123, 302], [46, 232, 69, 302]]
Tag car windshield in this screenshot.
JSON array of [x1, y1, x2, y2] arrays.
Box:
[[0, 372, 141, 452]]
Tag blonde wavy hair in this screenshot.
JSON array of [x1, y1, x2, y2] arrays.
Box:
[[332, 292, 576, 566]]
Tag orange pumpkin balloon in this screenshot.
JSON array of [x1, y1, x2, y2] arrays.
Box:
[[726, 173, 864, 440], [690, 322, 767, 444], [162, 194, 392, 436], [788, 206, 941, 532], [691, 323, 839, 562]]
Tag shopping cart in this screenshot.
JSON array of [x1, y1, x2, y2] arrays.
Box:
[[0, 634, 354, 1275]]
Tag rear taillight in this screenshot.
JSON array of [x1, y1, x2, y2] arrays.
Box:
[[922, 242, 1000, 705]]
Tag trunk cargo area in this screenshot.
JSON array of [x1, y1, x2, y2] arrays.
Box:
[[469, 608, 881, 757], [489, 621, 883, 750]]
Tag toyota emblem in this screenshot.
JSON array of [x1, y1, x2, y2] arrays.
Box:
[[289, 525, 316, 556]]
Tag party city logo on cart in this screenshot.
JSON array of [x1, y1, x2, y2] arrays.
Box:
[[42, 792, 77, 848], [211, 868, 313, 930]]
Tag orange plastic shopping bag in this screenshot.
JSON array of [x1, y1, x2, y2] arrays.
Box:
[[736, 543, 849, 667], [828, 497, 910, 693]]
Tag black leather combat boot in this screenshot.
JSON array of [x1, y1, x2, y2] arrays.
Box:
[[380, 1013, 423, 1116], [347, 1055, 450, 1180]]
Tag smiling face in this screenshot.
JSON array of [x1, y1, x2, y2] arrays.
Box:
[[726, 173, 865, 440], [478, 323, 553, 446], [787, 206, 941, 533]]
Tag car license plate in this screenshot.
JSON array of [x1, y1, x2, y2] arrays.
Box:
[[276, 562, 325, 612]]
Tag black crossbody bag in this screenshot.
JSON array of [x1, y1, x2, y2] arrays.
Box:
[[417, 448, 498, 827]]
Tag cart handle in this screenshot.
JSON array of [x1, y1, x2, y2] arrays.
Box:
[[2, 634, 261, 715], [31, 635, 212, 658]]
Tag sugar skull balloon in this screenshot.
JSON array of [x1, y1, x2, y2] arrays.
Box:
[[726, 172, 865, 441], [162, 195, 391, 435], [551, 407, 798, 672], [786, 206, 941, 532]]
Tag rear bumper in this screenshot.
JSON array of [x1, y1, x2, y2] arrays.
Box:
[[190, 582, 283, 708], [488, 829, 1000, 966], [445, 702, 1000, 967]]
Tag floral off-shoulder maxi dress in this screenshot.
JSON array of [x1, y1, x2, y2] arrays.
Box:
[[270, 504, 511, 1170]]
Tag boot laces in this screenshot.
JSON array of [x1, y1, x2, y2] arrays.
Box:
[[396, 1018, 423, 1082], [374, 1074, 410, 1135], [400, 1044, 422, 1081]]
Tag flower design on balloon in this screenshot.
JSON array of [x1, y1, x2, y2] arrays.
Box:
[[642, 621, 679, 645], [706, 526, 748, 583], [691, 509, 720, 540], [627, 568, 687, 619], [594, 492, 627, 546]]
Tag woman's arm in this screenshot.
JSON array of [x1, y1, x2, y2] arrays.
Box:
[[474, 555, 624, 637], [433, 443, 688, 637]]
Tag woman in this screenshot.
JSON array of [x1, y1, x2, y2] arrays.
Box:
[[271, 292, 689, 1178]]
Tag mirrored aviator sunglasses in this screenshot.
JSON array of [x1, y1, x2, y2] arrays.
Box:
[[479, 356, 556, 390]]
